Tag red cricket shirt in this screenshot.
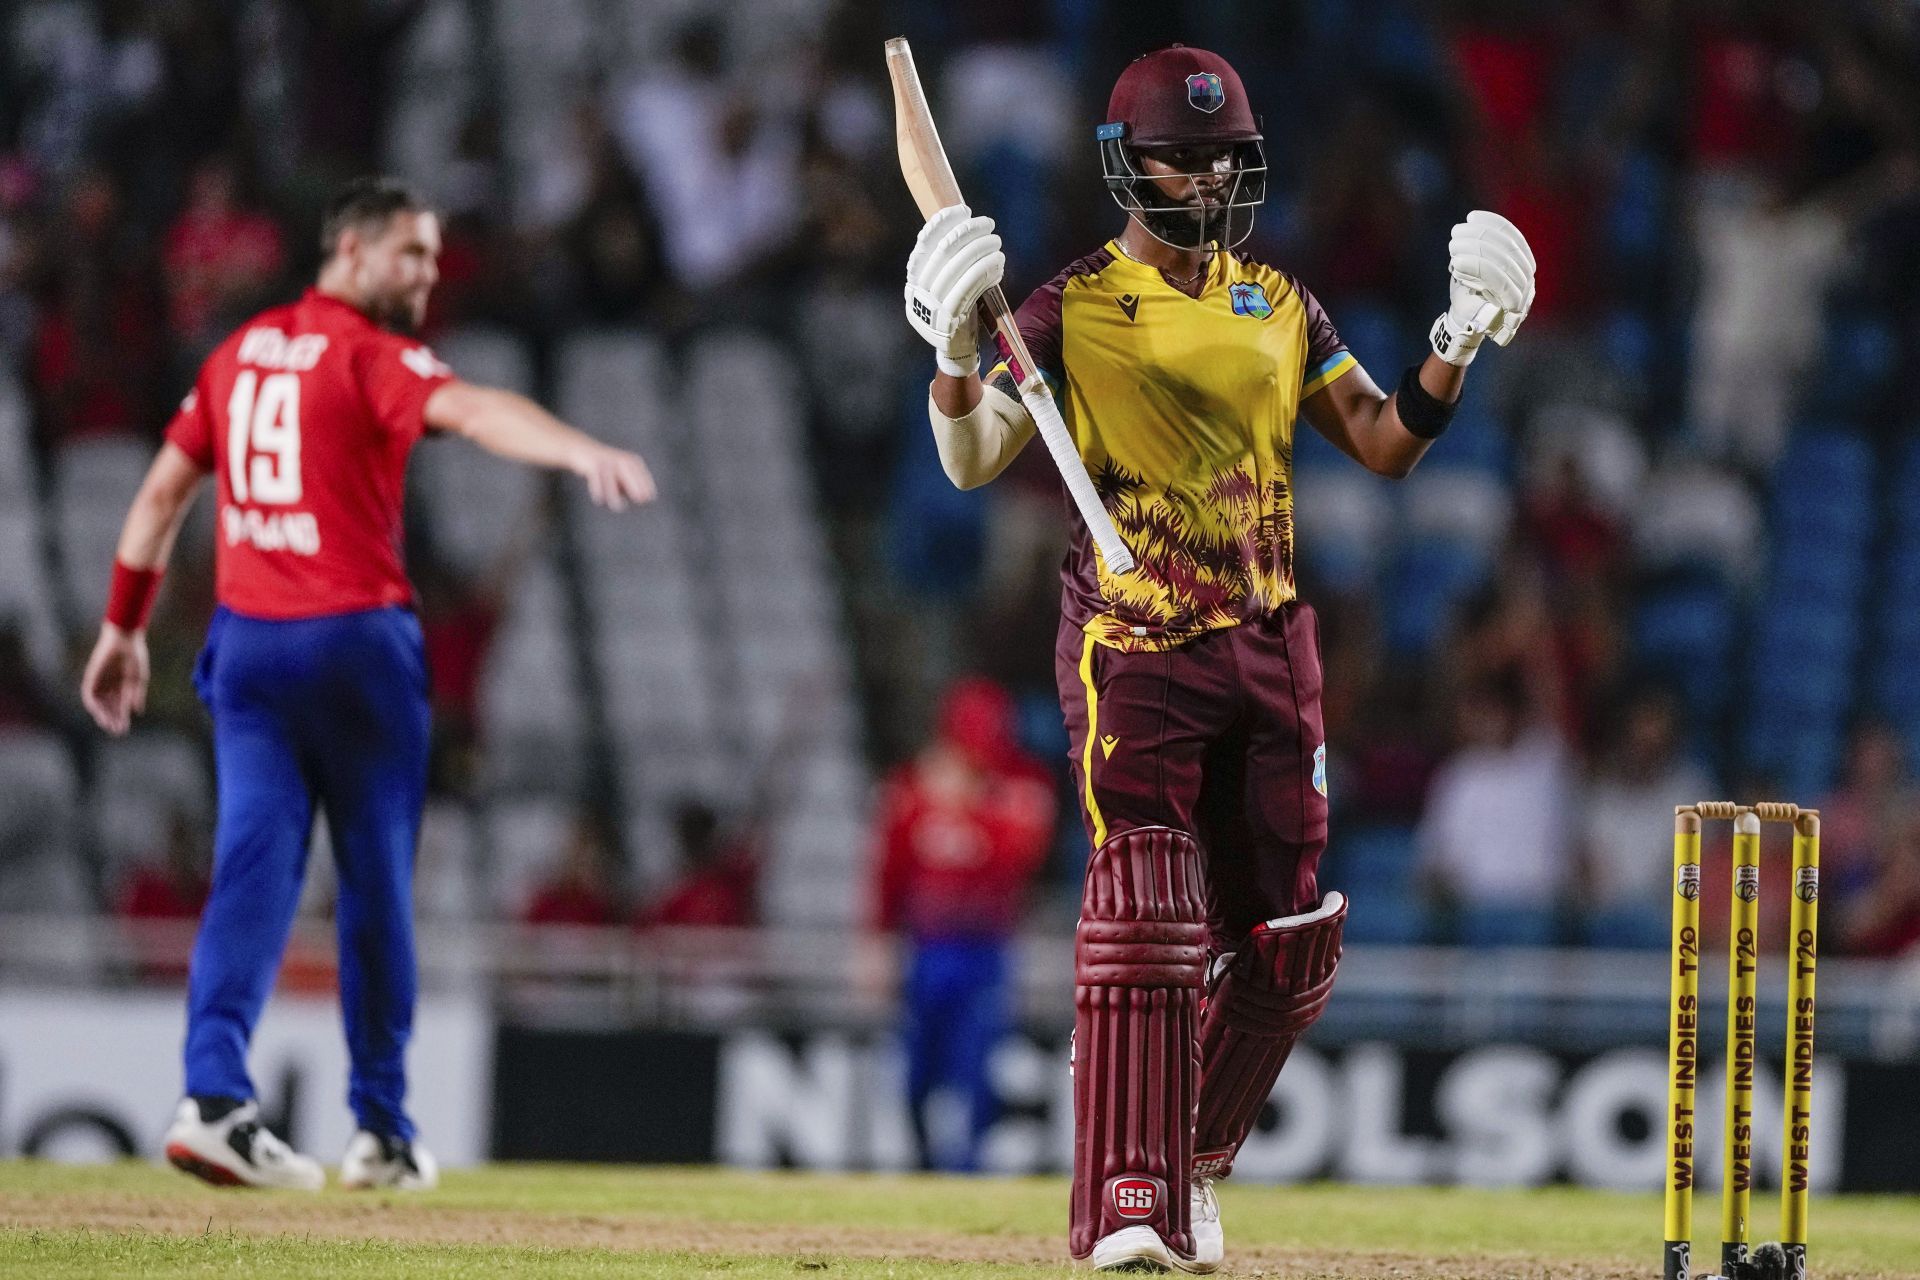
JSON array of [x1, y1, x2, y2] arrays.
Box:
[[165, 289, 455, 618]]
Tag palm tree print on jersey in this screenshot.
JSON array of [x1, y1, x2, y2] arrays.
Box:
[[1084, 455, 1298, 652]]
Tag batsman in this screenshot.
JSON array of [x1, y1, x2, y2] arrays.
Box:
[[900, 46, 1536, 1272]]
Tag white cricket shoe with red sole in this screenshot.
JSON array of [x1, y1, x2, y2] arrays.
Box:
[[340, 1130, 439, 1191], [163, 1099, 323, 1191]]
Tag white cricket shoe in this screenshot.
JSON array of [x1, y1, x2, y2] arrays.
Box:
[[163, 1099, 324, 1190], [1089, 1222, 1216, 1274], [339, 1130, 439, 1190], [1187, 1177, 1224, 1273], [1090, 1225, 1179, 1272]]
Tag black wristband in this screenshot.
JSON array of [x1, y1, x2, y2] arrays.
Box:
[[1394, 364, 1458, 440]]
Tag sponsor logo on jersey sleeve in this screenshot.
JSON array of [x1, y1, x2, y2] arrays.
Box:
[[400, 346, 452, 379]]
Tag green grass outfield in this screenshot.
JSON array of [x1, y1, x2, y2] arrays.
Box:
[[2, 1161, 1917, 1278]]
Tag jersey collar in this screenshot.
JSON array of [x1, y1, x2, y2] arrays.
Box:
[[1105, 239, 1224, 296], [302, 287, 376, 325]]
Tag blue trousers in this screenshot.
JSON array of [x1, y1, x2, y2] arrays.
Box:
[[902, 937, 1010, 1172], [185, 605, 429, 1140]]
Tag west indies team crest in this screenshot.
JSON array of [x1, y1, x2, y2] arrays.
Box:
[[1229, 281, 1273, 319], [1186, 71, 1225, 113]]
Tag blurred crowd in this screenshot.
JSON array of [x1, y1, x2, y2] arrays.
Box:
[[2, 0, 1919, 959]]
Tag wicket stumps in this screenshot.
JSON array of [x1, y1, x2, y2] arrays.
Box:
[[1664, 803, 1820, 1280]]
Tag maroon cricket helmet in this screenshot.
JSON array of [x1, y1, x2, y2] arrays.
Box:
[[1104, 45, 1262, 147], [1097, 45, 1267, 251]]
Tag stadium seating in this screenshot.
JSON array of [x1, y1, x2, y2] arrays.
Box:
[[52, 438, 151, 628], [479, 554, 594, 794], [413, 329, 542, 574], [1631, 570, 1739, 724], [0, 729, 87, 913], [681, 330, 870, 924], [0, 374, 33, 507], [1330, 824, 1431, 946], [0, 508, 66, 679], [415, 799, 482, 923], [1739, 427, 1877, 796], [87, 730, 212, 875], [1872, 436, 1920, 763]]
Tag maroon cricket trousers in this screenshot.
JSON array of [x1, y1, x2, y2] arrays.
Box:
[[1054, 600, 1341, 1259]]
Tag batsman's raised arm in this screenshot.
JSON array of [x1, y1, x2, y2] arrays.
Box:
[[1303, 210, 1535, 479], [904, 205, 1038, 490], [425, 381, 657, 511]]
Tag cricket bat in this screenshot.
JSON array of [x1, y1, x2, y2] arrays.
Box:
[[884, 36, 1136, 576]]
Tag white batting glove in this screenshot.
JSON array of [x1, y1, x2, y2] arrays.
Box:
[[905, 204, 1005, 377], [1429, 210, 1536, 367]]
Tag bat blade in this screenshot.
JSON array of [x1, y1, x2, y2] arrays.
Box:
[[884, 38, 961, 218], [884, 36, 1137, 576]]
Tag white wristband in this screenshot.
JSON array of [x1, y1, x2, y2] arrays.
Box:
[[935, 349, 978, 378]]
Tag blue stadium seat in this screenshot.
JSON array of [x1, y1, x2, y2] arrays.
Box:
[[1777, 731, 1844, 799], [1332, 301, 1408, 379], [1888, 437, 1920, 524], [1748, 611, 1859, 667], [1772, 503, 1875, 552], [1812, 315, 1899, 413], [1871, 657, 1920, 721], [1604, 152, 1668, 264], [1423, 400, 1509, 477], [1292, 420, 1351, 474], [1601, 308, 1657, 387], [1336, 824, 1419, 887], [1382, 540, 1491, 655], [1329, 824, 1430, 945], [1584, 907, 1670, 951], [1014, 690, 1069, 764], [1772, 546, 1870, 602], [1633, 576, 1738, 718], [1744, 713, 1842, 797], [1775, 427, 1873, 498], [1456, 905, 1560, 948], [1343, 890, 1433, 945], [1880, 546, 1920, 603]]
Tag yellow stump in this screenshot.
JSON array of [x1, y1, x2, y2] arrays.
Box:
[[1781, 812, 1820, 1278], [1721, 810, 1761, 1274], [1665, 809, 1703, 1280]]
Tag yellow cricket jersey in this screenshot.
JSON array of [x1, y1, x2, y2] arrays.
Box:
[[989, 241, 1358, 653]]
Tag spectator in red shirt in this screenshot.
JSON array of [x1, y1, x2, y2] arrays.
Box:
[[162, 157, 286, 351], [522, 819, 623, 928], [415, 494, 553, 794], [1841, 813, 1920, 959], [638, 799, 758, 928], [1819, 721, 1919, 940], [1521, 454, 1625, 586], [32, 169, 161, 442], [871, 677, 1056, 1171]]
